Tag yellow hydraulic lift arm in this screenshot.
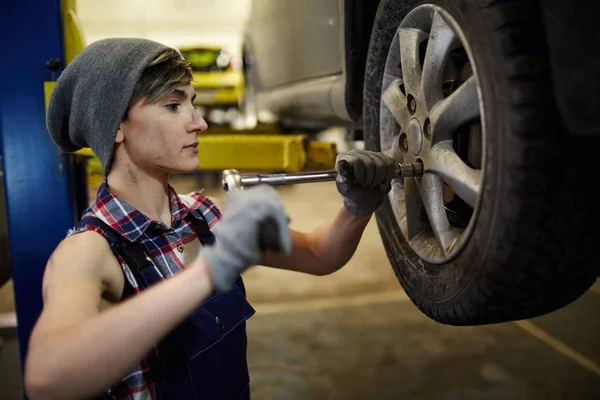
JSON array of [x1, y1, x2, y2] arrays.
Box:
[[74, 132, 337, 174]]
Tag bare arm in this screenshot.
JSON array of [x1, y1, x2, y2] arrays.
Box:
[[24, 231, 215, 400], [262, 206, 372, 275], [262, 149, 399, 275]]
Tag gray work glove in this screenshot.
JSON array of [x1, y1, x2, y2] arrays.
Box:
[[335, 150, 397, 216], [202, 186, 292, 292]]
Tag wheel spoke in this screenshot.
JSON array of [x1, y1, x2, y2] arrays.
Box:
[[422, 11, 459, 112], [398, 28, 427, 95], [418, 172, 459, 254], [382, 80, 411, 128], [428, 141, 482, 208], [404, 177, 427, 240], [429, 75, 480, 144]]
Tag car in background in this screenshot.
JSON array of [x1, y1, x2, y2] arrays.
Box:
[[242, 0, 600, 326], [179, 46, 244, 125]]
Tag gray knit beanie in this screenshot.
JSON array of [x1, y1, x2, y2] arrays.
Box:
[[47, 38, 172, 174]]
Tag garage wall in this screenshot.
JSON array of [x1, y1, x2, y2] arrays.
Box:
[[76, 0, 251, 63]]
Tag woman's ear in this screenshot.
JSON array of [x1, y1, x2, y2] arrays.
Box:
[[115, 124, 125, 144]]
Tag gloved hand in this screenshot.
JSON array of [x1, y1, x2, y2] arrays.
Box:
[[202, 186, 292, 292], [335, 150, 397, 216]]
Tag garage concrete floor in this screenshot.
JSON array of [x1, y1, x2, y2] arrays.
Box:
[[1, 174, 599, 399]]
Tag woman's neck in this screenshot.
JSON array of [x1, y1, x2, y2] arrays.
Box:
[[106, 164, 173, 226]]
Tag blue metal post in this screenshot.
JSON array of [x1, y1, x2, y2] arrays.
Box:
[[0, 0, 77, 373]]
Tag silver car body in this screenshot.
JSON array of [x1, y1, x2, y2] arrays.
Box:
[[243, 0, 380, 128]]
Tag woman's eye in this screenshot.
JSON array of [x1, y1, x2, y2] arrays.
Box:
[[166, 104, 179, 111]]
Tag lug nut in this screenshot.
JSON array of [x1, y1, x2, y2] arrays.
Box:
[[424, 118, 432, 141], [397, 160, 424, 178], [399, 133, 409, 152], [407, 94, 417, 114]]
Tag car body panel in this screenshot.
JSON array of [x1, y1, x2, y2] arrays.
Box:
[[246, 0, 342, 89], [244, 0, 352, 125]]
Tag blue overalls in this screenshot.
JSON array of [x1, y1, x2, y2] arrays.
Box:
[[76, 212, 256, 400]]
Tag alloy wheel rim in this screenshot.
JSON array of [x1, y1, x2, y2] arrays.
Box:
[[379, 4, 486, 264]]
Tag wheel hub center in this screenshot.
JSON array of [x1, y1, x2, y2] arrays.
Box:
[[407, 118, 424, 156]]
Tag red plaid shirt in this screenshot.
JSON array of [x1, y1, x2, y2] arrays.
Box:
[[68, 179, 223, 399]]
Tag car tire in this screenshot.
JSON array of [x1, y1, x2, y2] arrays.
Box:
[[363, 0, 600, 325]]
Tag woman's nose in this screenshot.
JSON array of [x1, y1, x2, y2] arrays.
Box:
[[190, 108, 208, 133], [195, 116, 208, 133]]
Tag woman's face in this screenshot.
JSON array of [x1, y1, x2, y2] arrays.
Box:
[[117, 83, 207, 174]]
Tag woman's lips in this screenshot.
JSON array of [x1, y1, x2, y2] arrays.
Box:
[[184, 142, 199, 152]]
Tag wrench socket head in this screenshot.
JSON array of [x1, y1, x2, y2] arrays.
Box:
[[222, 169, 242, 192]]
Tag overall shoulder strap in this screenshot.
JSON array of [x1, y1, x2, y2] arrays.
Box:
[[187, 213, 216, 245], [77, 215, 164, 294], [78, 216, 153, 272]]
